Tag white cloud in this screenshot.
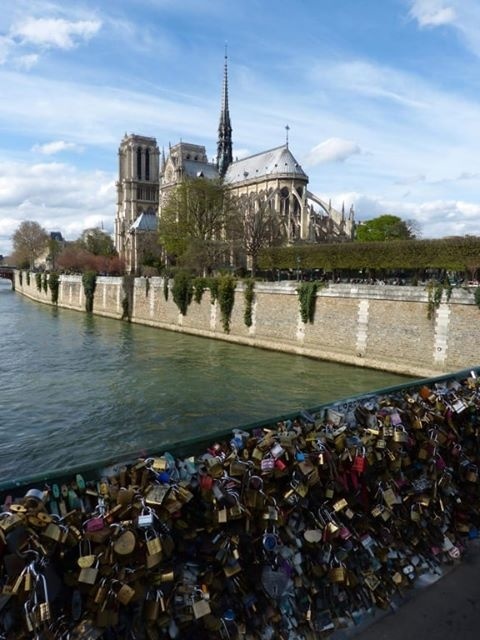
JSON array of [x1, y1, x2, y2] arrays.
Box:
[[0, 160, 115, 255], [11, 17, 101, 50], [407, 1, 480, 58], [409, 1, 457, 27], [32, 140, 81, 155], [325, 191, 480, 239], [14, 54, 39, 70], [304, 138, 361, 166]]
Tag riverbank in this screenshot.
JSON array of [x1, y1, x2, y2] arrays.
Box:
[[13, 271, 480, 378]]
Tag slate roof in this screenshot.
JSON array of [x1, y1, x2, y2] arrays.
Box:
[[182, 160, 219, 180], [225, 145, 308, 184], [130, 212, 158, 232]]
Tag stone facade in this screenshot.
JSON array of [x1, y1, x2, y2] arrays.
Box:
[[14, 273, 480, 378]]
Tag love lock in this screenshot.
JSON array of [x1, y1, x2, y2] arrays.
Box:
[[261, 565, 290, 600], [262, 527, 280, 554]]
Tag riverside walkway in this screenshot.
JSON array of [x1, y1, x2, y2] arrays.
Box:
[[334, 540, 480, 640]]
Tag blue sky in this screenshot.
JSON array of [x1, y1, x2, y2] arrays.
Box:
[[1, 0, 480, 255]]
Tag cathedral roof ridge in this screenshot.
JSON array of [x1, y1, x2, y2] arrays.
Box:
[[225, 143, 307, 183], [231, 144, 287, 164]]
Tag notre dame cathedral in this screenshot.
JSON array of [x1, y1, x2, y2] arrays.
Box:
[[114, 56, 355, 274]]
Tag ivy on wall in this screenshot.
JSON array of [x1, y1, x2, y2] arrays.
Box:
[[207, 277, 219, 305], [42, 273, 48, 293], [426, 280, 453, 319], [163, 275, 169, 302], [193, 277, 207, 304], [82, 271, 97, 313], [218, 275, 236, 333], [243, 279, 255, 328], [35, 273, 42, 292], [172, 271, 193, 316], [26, 272, 31, 286], [48, 273, 60, 304], [122, 275, 135, 321], [19, 272, 23, 286], [297, 282, 318, 324]]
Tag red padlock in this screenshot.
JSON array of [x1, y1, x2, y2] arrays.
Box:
[[352, 448, 366, 473]]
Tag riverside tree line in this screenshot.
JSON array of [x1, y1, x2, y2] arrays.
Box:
[[7, 177, 480, 283]]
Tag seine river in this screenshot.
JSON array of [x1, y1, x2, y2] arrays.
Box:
[[0, 280, 412, 482]]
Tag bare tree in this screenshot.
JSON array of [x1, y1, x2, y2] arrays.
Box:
[[11, 220, 49, 269], [236, 195, 285, 277]]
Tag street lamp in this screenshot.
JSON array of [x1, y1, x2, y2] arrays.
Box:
[[296, 255, 301, 282]]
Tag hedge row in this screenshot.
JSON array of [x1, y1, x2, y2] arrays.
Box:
[[258, 237, 480, 271]]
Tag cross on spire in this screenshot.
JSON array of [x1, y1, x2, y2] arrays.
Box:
[[285, 124, 290, 147]]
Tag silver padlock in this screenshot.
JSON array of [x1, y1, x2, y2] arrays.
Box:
[[137, 505, 154, 528]]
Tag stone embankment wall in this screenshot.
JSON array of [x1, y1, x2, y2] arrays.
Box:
[[14, 272, 480, 378]]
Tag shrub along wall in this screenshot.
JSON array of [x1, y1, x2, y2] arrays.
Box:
[[13, 271, 480, 378]]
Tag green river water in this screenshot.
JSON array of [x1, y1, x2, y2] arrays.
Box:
[[0, 280, 413, 482]]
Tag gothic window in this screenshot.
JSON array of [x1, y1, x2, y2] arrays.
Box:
[[137, 147, 142, 179], [145, 148, 150, 181]]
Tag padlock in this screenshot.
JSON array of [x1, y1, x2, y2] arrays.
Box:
[[382, 487, 398, 507], [328, 559, 346, 583], [144, 589, 165, 621], [145, 528, 163, 556], [465, 464, 478, 482], [94, 578, 109, 605], [115, 581, 135, 606], [149, 457, 168, 472], [260, 455, 275, 472], [145, 484, 171, 506], [270, 443, 284, 459], [137, 505, 154, 528], [78, 556, 99, 585], [85, 515, 105, 533], [324, 483, 334, 499], [393, 426, 408, 443], [192, 589, 211, 619], [112, 527, 136, 555], [36, 572, 51, 623], [352, 447, 366, 473], [333, 498, 348, 512], [77, 539, 96, 569], [216, 505, 228, 523], [262, 527, 279, 553], [0, 512, 24, 533]]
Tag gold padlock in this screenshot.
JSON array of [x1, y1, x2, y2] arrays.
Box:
[[145, 531, 163, 556], [328, 565, 346, 583], [116, 582, 135, 606]]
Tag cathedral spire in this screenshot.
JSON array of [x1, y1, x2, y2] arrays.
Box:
[[217, 45, 233, 178]]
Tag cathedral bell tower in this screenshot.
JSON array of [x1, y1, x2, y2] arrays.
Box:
[[114, 134, 160, 262], [216, 51, 233, 178]]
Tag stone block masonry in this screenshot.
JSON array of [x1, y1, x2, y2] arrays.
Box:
[[13, 273, 480, 378]]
